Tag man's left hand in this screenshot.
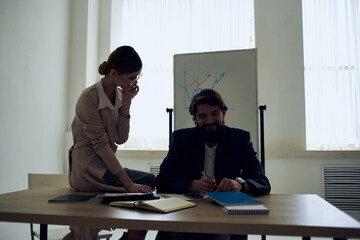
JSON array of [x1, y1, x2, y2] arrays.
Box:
[[216, 178, 242, 192]]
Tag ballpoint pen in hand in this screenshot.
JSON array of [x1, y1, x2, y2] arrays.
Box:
[[202, 171, 217, 187]]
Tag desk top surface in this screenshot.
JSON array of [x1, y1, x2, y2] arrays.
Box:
[[0, 187, 359, 238]]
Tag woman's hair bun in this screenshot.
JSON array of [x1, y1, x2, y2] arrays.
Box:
[[98, 61, 108, 75]]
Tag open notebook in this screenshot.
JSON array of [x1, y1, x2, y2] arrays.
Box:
[[109, 197, 196, 213]]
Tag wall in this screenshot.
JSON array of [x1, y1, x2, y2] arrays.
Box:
[[255, 0, 306, 150], [116, 0, 360, 201], [253, 0, 360, 221], [0, 0, 71, 238], [64, 0, 112, 173], [117, 0, 360, 222], [0, 0, 359, 239]]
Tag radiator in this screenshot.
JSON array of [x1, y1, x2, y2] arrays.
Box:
[[149, 164, 160, 175], [322, 165, 360, 212]]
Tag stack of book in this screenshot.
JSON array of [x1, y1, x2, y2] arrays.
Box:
[[206, 191, 269, 214]]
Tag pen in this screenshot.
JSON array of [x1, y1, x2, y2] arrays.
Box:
[[69, 187, 80, 192], [202, 171, 217, 187]]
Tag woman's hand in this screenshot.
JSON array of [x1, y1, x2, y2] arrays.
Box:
[[122, 83, 139, 100], [126, 183, 153, 193], [116, 170, 153, 193], [120, 84, 139, 118]]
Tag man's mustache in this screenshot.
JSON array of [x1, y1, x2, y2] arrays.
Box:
[[204, 122, 217, 127]]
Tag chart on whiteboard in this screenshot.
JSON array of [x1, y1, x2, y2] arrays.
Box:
[[181, 71, 227, 110], [173, 49, 259, 152]]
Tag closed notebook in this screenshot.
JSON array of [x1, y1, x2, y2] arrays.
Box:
[[49, 193, 98, 202], [221, 204, 269, 214], [101, 192, 159, 203], [206, 191, 261, 206], [109, 197, 196, 213]]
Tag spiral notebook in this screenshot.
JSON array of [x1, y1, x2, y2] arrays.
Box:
[[221, 204, 269, 214]]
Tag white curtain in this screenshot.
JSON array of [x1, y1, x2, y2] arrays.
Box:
[[112, 0, 255, 150], [302, 0, 360, 150]]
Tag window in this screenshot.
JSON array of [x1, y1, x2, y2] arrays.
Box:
[[112, 0, 255, 150], [302, 0, 360, 150]]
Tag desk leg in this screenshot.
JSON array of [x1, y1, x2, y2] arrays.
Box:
[[302, 237, 310, 240], [333, 238, 346, 240], [40, 224, 48, 240]]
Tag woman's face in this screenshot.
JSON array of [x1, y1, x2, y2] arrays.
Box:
[[114, 69, 142, 91]]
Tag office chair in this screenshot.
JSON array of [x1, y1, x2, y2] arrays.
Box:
[[28, 173, 113, 240]]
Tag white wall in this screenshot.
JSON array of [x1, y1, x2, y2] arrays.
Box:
[[255, 0, 306, 150], [253, 0, 360, 221], [117, 0, 360, 221], [0, 0, 71, 191], [0, 0, 71, 238], [0, 0, 359, 239]]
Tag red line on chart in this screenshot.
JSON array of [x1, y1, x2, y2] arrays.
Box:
[[183, 75, 211, 89]]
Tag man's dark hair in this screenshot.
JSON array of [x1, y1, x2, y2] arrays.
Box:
[[189, 89, 228, 116]]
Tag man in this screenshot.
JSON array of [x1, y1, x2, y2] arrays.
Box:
[[155, 89, 271, 240]]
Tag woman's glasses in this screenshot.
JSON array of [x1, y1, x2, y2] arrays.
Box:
[[117, 72, 143, 86]]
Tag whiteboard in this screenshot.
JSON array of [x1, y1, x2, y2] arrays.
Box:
[[173, 49, 259, 152]]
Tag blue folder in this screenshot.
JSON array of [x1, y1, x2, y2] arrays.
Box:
[[206, 191, 261, 206]]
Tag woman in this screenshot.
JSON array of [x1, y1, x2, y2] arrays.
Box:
[[66, 46, 154, 240]]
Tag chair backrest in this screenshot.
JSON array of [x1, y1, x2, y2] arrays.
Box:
[[27, 173, 113, 240], [28, 173, 69, 189]]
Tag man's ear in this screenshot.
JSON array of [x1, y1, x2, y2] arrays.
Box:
[[223, 110, 227, 118], [192, 115, 198, 125]]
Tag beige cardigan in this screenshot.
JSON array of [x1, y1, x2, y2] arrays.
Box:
[[69, 83, 128, 192]]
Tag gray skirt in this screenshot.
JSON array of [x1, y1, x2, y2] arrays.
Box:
[[103, 168, 155, 189]]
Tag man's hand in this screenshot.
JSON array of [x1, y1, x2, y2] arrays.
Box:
[[187, 175, 216, 193], [216, 178, 242, 192]]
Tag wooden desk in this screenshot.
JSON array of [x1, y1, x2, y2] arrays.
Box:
[[0, 187, 359, 240]]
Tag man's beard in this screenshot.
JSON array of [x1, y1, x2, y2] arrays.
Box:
[[199, 122, 225, 143]]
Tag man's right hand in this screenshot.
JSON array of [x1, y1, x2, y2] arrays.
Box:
[[187, 176, 216, 193]]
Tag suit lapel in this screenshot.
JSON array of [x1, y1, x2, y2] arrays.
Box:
[[192, 128, 206, 177], [214, 128, 229, 180]]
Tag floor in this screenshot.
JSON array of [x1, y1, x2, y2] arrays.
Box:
[[109, 229, 360, 240], [34, 225, 360, 240]]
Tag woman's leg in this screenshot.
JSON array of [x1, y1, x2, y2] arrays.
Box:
[[103, 169, 154, 240], [128, 230, 147, 240], [123, 168, 155, 189], [103, 168, 155, 189]]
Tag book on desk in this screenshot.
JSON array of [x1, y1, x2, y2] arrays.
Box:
[[206, 191, 269, 214], [220, 204, 269, 214], [109, 197, 196, 213], [101, 192, 159, 203], [48, 193, 98, 202]]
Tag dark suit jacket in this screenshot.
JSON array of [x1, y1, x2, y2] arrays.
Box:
[[155, 126, 271, 196]]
